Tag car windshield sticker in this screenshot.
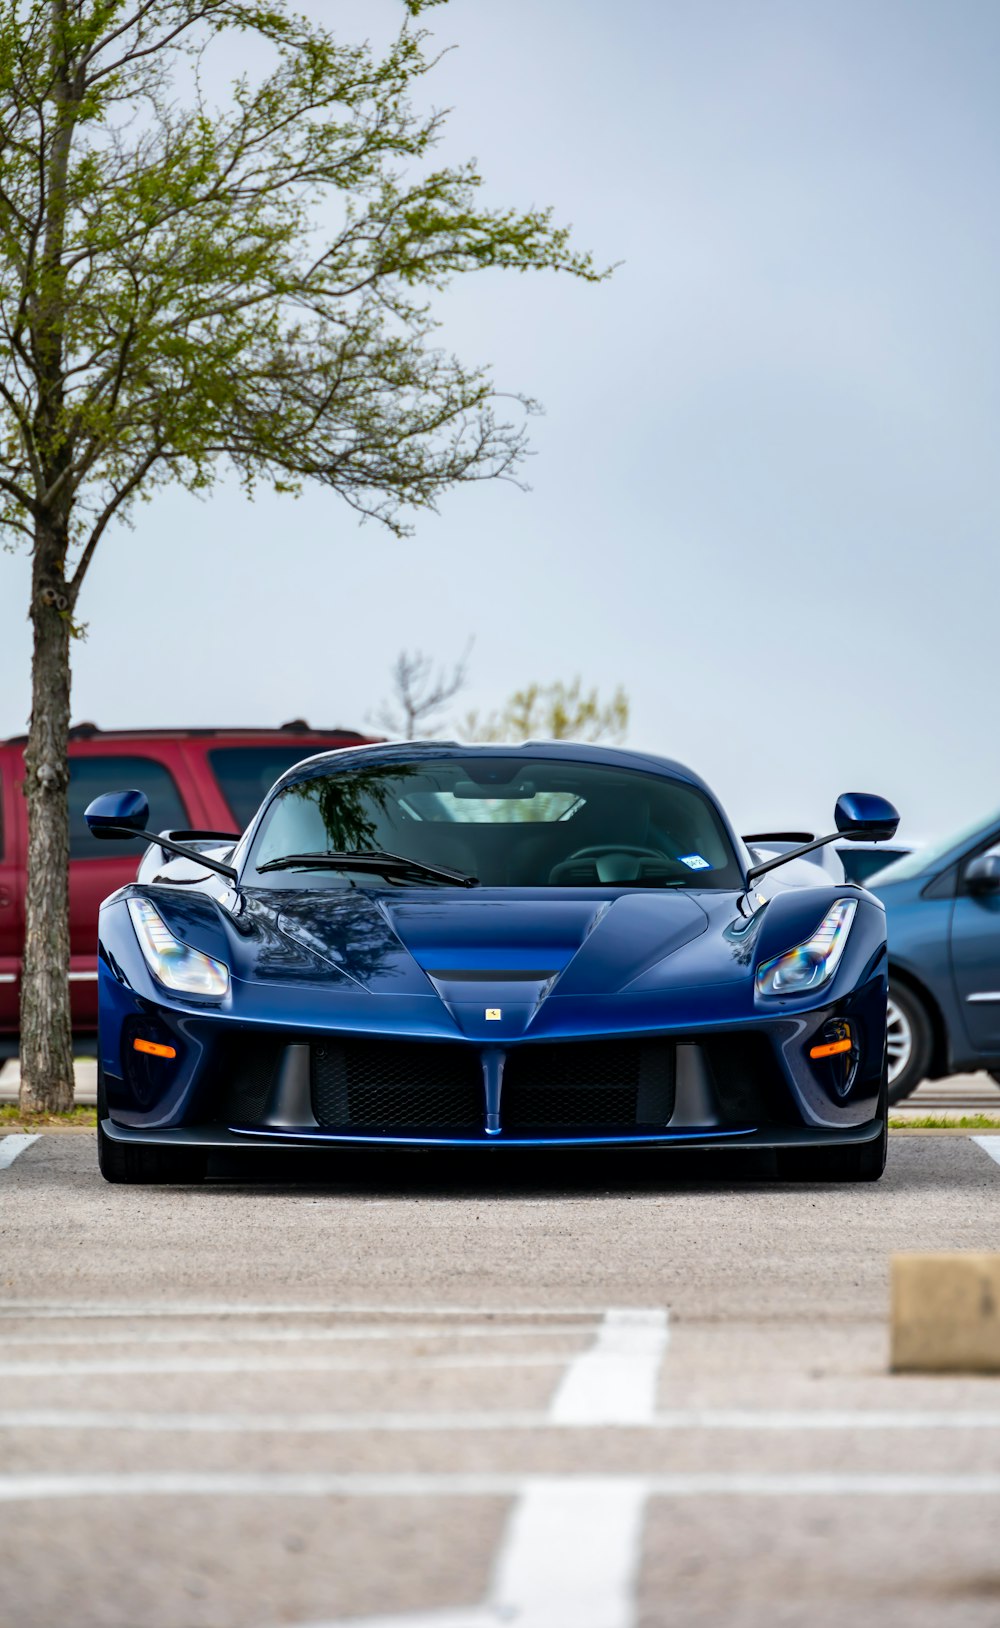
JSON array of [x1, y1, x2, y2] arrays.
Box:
[[679, 854, 712, 870]]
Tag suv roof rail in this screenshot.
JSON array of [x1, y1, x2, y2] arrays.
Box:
[[3, 724, 373, 745]]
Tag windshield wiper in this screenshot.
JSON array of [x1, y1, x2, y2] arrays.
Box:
[[256, 849, 479, 887]]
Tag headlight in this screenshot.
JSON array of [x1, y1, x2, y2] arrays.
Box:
[[756, 899, 857, 997], [127, 897, 229, 999]]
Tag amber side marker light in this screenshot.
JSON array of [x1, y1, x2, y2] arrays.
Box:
[[132, 1038, 177, 1060], [809, 1037, 853, 1060]]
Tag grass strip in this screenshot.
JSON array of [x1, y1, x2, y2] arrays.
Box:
[[0, 1104, 96, 1128], [889, 1113, 1000, 1130]]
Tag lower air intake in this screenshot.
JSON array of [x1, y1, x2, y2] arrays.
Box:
[[501, 1040, 675, 1129], [311, 1040, 483, 1130], [218, 1037, 283, 1124]]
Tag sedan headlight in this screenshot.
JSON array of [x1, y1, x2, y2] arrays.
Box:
[[127, 897, 229, 999], [756, 899, 857, 997]]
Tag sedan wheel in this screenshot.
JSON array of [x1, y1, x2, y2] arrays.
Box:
[[886, 996, 912, 1085], [886, 984, 933, 1104]]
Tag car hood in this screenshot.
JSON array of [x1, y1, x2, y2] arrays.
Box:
[[132, 882, 759, 1042], [269, 889, 712, 1002]]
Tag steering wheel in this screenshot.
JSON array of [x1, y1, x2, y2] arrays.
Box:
[[550, 844, 672, 884]]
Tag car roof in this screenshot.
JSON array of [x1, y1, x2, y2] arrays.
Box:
[[272, 738, 721, 799]]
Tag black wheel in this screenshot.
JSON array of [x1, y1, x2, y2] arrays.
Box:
[[886, 982, 933, 1104], [97, 1066, 207, 1186], [776, 1066, 888, 1183]]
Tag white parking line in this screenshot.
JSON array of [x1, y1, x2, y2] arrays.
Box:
[[0, 1352, 572, 1378], [654, 1408, 1000, 1431], [491, 1478, 643, 1628], [0, 1408, 541, 1432], [0, 1300, 604, 1319], [0, 1322, 595, 1348], [0, 1461, 997, 1628], [1, 1469, 1000, 1502], [972, 1135, 1000, 1167], [5, 1405, 1000, 1434], [0, 1135, 39, 1171], [548, 1309, 668, 1425], [315, 1482, 645, 1628]]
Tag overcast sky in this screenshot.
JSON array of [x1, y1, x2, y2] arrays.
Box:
[[2, 0, 998, 840]]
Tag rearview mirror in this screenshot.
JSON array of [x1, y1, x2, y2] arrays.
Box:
[[965, 854, 1000, 895], [84, 789, 150, 839], [834, 792, 899, 843], [453, 780, 536, 799]]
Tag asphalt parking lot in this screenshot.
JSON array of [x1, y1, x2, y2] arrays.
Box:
[[3, 1133, 1000, 1628]]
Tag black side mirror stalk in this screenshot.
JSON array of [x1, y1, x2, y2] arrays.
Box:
[[746, 792, 900, 886], [96, 824, 238, 884], [746, 830, 843, 885]]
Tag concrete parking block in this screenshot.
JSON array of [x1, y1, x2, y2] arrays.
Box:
[[891, 1253, 1000, 1373]]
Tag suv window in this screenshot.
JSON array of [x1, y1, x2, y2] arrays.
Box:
[[69, 757, 188, 860], [208, 746, 325, 829]]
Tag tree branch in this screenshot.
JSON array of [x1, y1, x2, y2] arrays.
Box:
[[68, 439, 164, 599]]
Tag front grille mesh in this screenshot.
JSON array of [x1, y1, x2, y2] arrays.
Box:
[[214, 1032, 776, 1134], [218, 1038, 283, 1124], [312, 1040, 482, 1129], [501, 1040, 675, 1129]]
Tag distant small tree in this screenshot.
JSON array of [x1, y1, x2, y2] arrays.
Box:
[[0, 0, 607, 1111], [464, 679, 629, 743], [372, 641, 473, 738]]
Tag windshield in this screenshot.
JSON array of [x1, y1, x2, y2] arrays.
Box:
[[245, 757, 743, 890], [872, 807, 1000, 884]]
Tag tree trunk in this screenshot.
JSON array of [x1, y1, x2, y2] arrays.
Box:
[[19, 523, 74, 1114]]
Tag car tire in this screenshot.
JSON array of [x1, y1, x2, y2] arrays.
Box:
[[97, 1066, 207, 1186], [886, 983, 933, 1105], [776, 1066, 888, 1183]]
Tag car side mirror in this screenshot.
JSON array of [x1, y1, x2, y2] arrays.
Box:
[[834, 792, 899, 843], [746, 793, 902, 885], [964, 854, 1000, 895], [84, 789, 150, 839]]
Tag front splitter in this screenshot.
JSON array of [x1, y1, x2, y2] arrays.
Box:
[[100, 1119, 884, 1153]]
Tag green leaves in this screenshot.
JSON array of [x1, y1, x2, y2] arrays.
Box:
[[0, 0, 608, 582], [465, 681, 631, 745]]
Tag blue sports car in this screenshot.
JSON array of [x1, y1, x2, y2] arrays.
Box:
[[86, 742, 898, 1183]]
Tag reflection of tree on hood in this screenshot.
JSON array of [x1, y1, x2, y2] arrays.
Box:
[[248, 890, 417, 988]]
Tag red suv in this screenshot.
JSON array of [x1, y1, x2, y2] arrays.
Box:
[[0, 722, 375, 1051]]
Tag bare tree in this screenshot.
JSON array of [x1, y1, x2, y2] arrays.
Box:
[[373, 641, 473, 737]]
